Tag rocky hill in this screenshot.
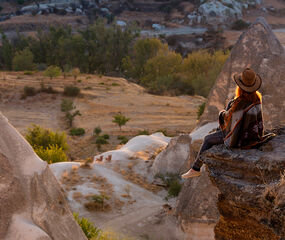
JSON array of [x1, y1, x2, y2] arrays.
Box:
[[202, 128, 285, 240]]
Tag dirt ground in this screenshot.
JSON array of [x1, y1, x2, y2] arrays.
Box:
[[0, 72, 204, 159]]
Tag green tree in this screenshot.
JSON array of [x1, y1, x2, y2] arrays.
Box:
[[122, 38, 166, 80], [12, 48, 35, 71], [0, 34, 14, 70], [112, 112, 130, 131], [61, 99, 81, 128], [44, 65, 62, 80]]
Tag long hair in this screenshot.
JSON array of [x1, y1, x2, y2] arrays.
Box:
[[234, 86, 262, 103]]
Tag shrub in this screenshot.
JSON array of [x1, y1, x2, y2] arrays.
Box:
[[72, 67, 80, 81], [70, 127, 85, 136], [63, 86, 80, 97], [112, 112, 130, 131], [12, 48, 35, 71], [65, 110, 81, 128], [61, 99, 75, 112], [167, 180, 182, 198], [117, 135, 128, 144], [232, 19, 250, 30], [25, 125, 68, 151], [24, 71, 34, 75], [40, 84, 57, 94], [35, 145, 68, 164], [23, 86, 37, 97], [93, 127, 102, 136], [197, 102, 206, 119], [137, 130, 150, 135], [95, 136, 109, 150], [102, 134, 109, 140], [44, 65, 62, 80], [73, 213, 101, 239]]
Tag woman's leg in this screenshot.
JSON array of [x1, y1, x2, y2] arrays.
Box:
[[192, 130, 224, 171]]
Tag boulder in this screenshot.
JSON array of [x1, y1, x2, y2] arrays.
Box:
[[152, 134, 191, 175], [0, 112, 86, 240], [202, 129, 285, 239], [199, 17, 285, 130]]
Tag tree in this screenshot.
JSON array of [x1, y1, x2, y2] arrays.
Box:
[[44, 65, 62, 80], [12, 48, 35, 71], [72, 68, 80, 82], [61, 99, 81, 128], [112, 112, 130, 131]]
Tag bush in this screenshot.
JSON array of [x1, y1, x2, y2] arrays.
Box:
[[70, 127, 85, 136], [102, 134, 110, 140], [35, 145, 68, 164], [137, 130, 150, 135], [64, 86, 80, 97], [232, 19, 250, 30], [197, 102, 206, 119], [44, 65, 62, 80], [23, 86, 37, 97], [167, 180, 182, 198], [93, 127, 102, 136], [24, 71, 34, 75], [25, 125, 68, 151], [117, 135, 128, 144], [61, 99, 75, 112], [96, 136, 109, 145], [73, 213, 101, 239], [40, 84, 57, 94], [37, 63, 47, 71], [12, 48, 35, 71]]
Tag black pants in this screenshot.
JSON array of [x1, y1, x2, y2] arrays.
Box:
[[192, 130, 224, 171]]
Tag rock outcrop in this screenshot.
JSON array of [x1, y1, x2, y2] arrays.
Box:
[[199, 17, 285, 130], [202, 129, 285, 240], [0, 112, 86, 240], [176, 17, 285, 238], [152, 134, 191, 175]]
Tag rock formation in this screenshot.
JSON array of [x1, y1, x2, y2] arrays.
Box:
[[202, 129, 285, 240], [199, 17, 285, 130], [176, 17, 285, 238], [152, 134, 191, 175], [0, 112, 86, 240]]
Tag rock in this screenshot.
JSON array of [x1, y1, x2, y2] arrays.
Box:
[[116, 20, 127, 27], [202, 129, 285, 239], [176, 17, 285, 238], [152, 23, 165, 31], [152, 134, 191, 175], [198, 0, 242, 25], [199, 17, 285, 130], [0, 112, 86, 240]]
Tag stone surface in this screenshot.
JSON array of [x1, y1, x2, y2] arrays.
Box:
[[199, 17, 285, 130], [202, 129, 285, 240], [0, 112, 86, 240], [152, 134, 191, 175]]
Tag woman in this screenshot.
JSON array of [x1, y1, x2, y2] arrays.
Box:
[[182, 68, 264, 178]]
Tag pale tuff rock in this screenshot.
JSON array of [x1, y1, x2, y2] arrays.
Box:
[[0, 112, 86, 240], [152, 134, 191, 175], [199, 17, 285, 130]]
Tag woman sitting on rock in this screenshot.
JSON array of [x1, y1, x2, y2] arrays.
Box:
[[182, 68, 266, 178]]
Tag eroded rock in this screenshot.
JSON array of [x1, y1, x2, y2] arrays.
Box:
[[199, 17, 285, 129], [0, 112, 86, 240], [202, 129, 285, 240]]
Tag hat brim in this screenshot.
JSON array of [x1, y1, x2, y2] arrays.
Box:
[[233, 73, 262, 93]]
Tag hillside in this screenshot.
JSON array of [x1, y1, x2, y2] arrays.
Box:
[[0, 72, 204, 159]]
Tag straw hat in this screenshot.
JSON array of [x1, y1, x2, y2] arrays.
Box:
[[233, 68, 262, 93]]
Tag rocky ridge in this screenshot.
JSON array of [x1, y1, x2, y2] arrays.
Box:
[[202, 129, 285, 240]]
